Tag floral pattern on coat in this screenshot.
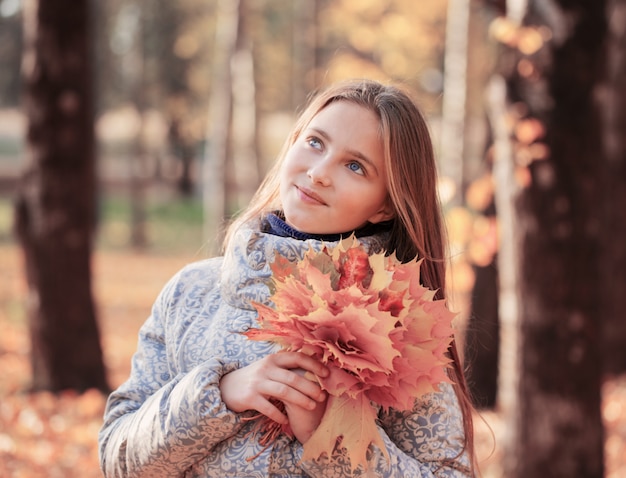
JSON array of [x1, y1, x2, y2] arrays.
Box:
[[98, 226, 471, 477]]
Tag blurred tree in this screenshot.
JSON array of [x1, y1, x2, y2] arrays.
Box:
[[14, 0, 108, 391], [96, 0, 216, 199], [462, 4, 501, 411], [203, 0, 239, 251], [0, 1, 22, 107], [488, 0, 618, 475], [440, 0, 470, 206], [291, 0, 318, 110], [152, 0, 215, 197], [229, 0, 259, 213], [120, 1, 149, 249], [600, 0, 626, 376], [463, 204, 500, 408]]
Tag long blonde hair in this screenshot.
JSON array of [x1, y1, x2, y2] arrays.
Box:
[[225, 78, 475, 473]]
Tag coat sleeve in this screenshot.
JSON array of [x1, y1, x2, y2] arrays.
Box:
[[298, 383, 471, 477], [98, 264, 247, 478]]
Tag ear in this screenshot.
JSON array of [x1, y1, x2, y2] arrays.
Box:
[[368, 199, 395, 224]]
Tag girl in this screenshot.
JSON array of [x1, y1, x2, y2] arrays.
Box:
[[99, 79, 475, 477]]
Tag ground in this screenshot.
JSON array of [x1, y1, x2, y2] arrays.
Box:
[[0, 242, 624, 477]]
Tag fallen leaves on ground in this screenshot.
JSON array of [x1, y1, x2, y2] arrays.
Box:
[[0, 243, 198, 478], [0, 243, 625, 477]]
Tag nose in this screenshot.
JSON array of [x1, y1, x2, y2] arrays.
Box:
[[307, 158, 332, 187]]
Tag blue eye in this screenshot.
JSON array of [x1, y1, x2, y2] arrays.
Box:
[[307, 137, 322, 149], [347, 161, 364, 175]]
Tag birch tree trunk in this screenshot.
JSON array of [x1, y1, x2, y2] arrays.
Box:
[[291, 0, 317, 110], [486, 76, 522, 473], [230, 0, 258, 212], [440, 0, 470, 205], [203, 0, 239, 252]]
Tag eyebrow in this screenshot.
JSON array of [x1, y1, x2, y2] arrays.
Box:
[[309, 127, 380, 176]]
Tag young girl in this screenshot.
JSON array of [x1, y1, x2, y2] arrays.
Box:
[[99, 79, 476, 477]]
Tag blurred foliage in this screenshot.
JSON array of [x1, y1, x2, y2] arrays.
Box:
[[0, 1, 21, 108], [95, 0, 450, 162], [0, 0, 453, 173], [97, 193, 205, 254], [0, 197, 12, 241], [0, 0, 493, 267]]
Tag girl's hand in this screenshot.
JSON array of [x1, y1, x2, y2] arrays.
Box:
[[282, 368, 328, 443], [219, 352, 328, 430]]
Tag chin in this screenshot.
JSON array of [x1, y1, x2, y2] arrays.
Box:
[[292, 223, 328, 236]]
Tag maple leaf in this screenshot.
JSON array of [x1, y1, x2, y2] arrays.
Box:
[[366, 251, 389, 291], [378, 287, 406, 317], [270, 251, 298, 278], [304, 246, 338, 280], [336, 245, 372, 290], [302, 394, 389, 472], [271, 277, 314, 316]]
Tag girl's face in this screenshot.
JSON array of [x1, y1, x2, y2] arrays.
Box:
[[279, 101, 394, 234]]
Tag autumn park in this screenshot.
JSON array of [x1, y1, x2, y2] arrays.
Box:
[[1, 0, 625, 477]]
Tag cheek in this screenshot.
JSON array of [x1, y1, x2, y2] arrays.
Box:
[[341, 196, 380, 222], [280, 150, 301, 178], [365, 194, 391, 220], [278, 170, 290, 204], [279, 152, 298, 180], [354, 186, 387, 209]]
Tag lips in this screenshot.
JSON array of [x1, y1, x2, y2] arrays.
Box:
[[296, 185, 328, 206]]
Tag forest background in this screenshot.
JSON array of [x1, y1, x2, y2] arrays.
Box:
[[0, 0, 625, 477]]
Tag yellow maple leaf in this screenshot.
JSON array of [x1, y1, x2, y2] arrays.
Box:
[[302, 394, 389, 472]]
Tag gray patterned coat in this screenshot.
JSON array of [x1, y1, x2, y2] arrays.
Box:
[[99, 226, 471, 477]]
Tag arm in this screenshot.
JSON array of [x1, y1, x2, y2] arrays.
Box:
[[298, 383, 471, 477], [98, 265, 246, 478]]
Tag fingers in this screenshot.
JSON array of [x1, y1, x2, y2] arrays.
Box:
[[271, 351, 330, 380], [220, 351, 328, 422], [266, 352, 329, 403], [253, 397, 290, 425], [221, 367, 292, 424], [263, 366, 326, 406], [283, 398, 327, 444]]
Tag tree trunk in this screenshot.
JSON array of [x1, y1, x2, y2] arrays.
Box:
[[229, 0, 259, 212], [507, 1, 607, 475], [464, 261, 499, 408], [463, 6, 502, 411], [127, 3, 148, 249], [291, 0, 318, 110], [203, 0, 238, 252], [487, 75, 522, 469], [440, 0, 470, 206], [600, 0, 626, 376], [168, 118, 196, 196], [15, 0, 109, 392], [113, 2, 148, 248]]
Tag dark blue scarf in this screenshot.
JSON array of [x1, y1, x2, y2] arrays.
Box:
[[263, 212, 392, 242]]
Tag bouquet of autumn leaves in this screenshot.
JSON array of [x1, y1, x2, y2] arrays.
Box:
[[244, 236, 456, 471]]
